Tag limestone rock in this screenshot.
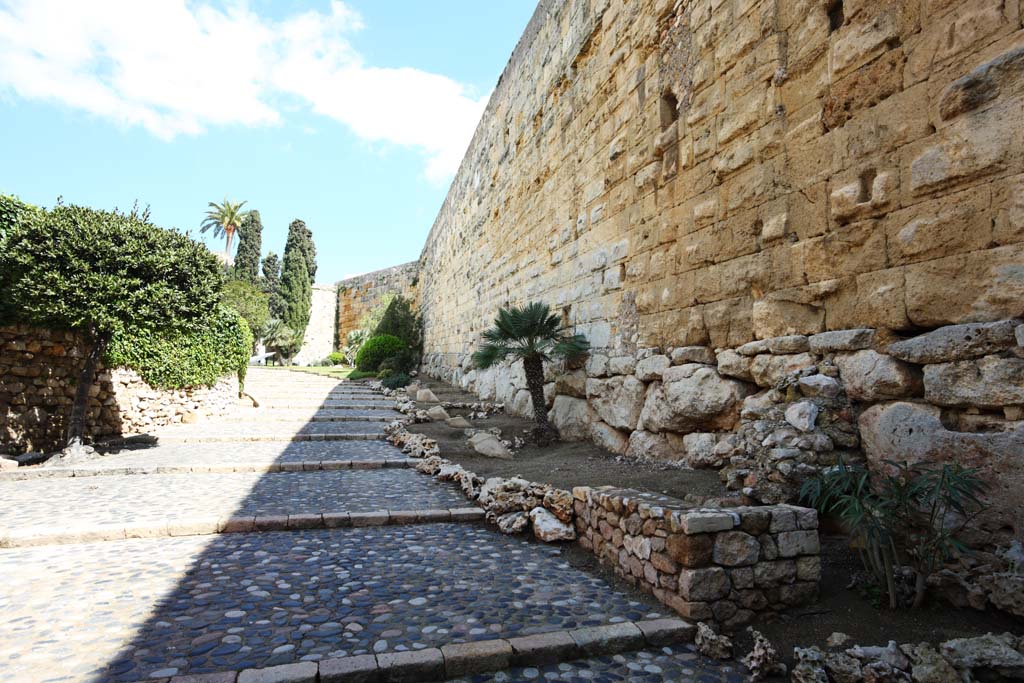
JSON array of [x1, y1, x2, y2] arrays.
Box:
[[717, 349, 754, 381], [784, 401, 819, 432], [847, 642, 910, 671], [809, 329, 876, 353], [608, 355, 636, 375], [626, 429, 684, 461], [416, 388, 439, 403], [695, 622, 733, 660], [859, 402, 1024, 537], [586, 354, 609, 377], [981, 573, 1024, 617], [672, 346, 716, 365], [586, 376, 645, 430], [468, 432, 513, 460], [825, 653, 864, 683], [792, 647, 829, 683], [426, 405, 450, 421], [554, 370, 587, 398], [749, 353, 816, 388], [940, 633, 1024, 677], [683, 432, 723, 469], [529, 507, 576, 542], [547, 395, 594, 441], [542, 488, 574, 523], [589, 420, 629, 455], [834, 350, 922, 401], [888, 320, 1021, 364], [712, 531, 760, 566], [0, 457, 17, 471], [446, 416, 472, 429], [902, 643, 958, 683], [766, 335, 810, 354], [798, 374, 842, 398], [496, 511, 529, 534], [640, 364, 752, 433], [741, 629, 786, 681], [923, 356, 1024, 408], [635, 354, 670, 381]]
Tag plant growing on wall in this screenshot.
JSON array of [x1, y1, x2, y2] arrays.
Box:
[[472, 302, 589, 445], [0, 200, 224, 453], [231, 209, 263, 283], [801, 457, 987, 609], [200, 197, 250, 265]]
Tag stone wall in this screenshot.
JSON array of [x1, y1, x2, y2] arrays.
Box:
[[1, 325, 238, 454], [293, 283, 340, 366], [418, 0, 1023, 361], [336, 262, 419, 346], [574, 487, 820, 628]]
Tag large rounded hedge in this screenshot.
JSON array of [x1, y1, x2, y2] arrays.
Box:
[[354, 334, 405, 372]]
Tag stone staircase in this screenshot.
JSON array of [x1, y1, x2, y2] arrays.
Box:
[[0, 368, 729, 683]]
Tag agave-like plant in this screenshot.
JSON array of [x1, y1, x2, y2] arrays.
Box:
[[200, 197, 249, 264], [472, 302, 589, 444]]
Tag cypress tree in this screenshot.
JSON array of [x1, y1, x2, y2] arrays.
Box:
[[283, 218, 317, 281], [279, 250, 311, 336], [261, 251, 283, 319], [232, 210, 263, 283]]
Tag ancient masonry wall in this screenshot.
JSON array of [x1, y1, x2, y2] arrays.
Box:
[[413, 0, 1024, 549], [1, 325, 238, 454], [336, 261, 420, 344], [294, 283, 341, 366]]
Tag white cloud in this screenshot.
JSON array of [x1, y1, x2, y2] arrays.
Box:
[[0, 0, 487, 181]]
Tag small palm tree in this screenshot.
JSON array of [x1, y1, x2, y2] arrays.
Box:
[[200, 198, 249, 264], [473, 302, 589, 444]]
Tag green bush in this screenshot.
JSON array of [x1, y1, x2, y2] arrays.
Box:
[[381, 372, 411, 389], [373, 295, 421, 349], [326, 351, 345, 365], [354, 334, 405, 372], [221, 279, 269, 342], [348, 370, 377, 380], [106, 305, 253, 390], [378, 347, 418, 374]]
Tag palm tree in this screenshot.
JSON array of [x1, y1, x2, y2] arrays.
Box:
[[472, 302, 589, 445], [200, 198, 249, 264]]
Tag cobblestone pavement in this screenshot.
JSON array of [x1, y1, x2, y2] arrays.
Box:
[[0, 469, 467, 526], [0, 369, 731, 683], [221, 408, 403, 422], [450, 645, 746, 683], [0, 526, 664, 682], [152, 420, 385, 442]]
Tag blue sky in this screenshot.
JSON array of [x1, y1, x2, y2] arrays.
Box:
[[0, 0, 536, 282]]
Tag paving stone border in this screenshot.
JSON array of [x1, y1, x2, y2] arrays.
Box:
[[156, 618, 695, 683], [156, 433, 384, 444], [0, 507, 487, 547], [0, 459, 415, 481]]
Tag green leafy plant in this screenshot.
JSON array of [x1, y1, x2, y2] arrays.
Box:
[[107, 305, 252, 391], [381, 372, 411, 389], [354, 334, 405, 372], [472, 302, 589, 444], [262, 318, 303, 365], [231, 210, 263, 283], [325, 351, 345, 365], [200, 197, 249, 264], [1, 198, 224, 450], [221, 279, 269, 345], [343, 328, 368, 366], [373, 295, 422, 349], [801, 457, 987, 609], [348, 370, 377, 380]]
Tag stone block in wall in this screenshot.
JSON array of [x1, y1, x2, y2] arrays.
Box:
[[586, 376, 646, 431], [833, 350, 922, 401], [548, 396, 594, 441], [923, 356, 1024, 408], [888, 319, 1021, 364], [639, 364, 752, 433]]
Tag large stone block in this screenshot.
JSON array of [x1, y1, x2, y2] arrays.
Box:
[[586, 376, 646, 431], [887, 320, 1021, 364], [923, 356, 1024, 408], [639, 364, 752, 433], [834, 350, 922, 401], [548, 396, 594, 441]]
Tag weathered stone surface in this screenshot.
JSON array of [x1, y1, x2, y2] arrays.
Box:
[[635, 354, 670, 381], [446, 416, 472, 429], [426, 405, 450, 421], [834, 350, 922, 401], [238, 662, 317, 683], [717, 349, 754, 381], [586, 376, 645, 431], [468, 432, 512, 459], [666, 533, 713, 567], [695, 622, 733, 660], [672, 346, 716, 365], [626, 429, 684, 461], [553, 370, 587, 398], [529, 507, 576, 542], [888, 320, 1021, 364], [940, 633, 1024, 673], [784, 401, 819, 432], [496, 511, 529, 534], [901, 644, 958, 683], [923, 356, 1024, 407], [809, 329, 875, 353], [749, 353, 817, 388], [798, 374, 842, 398], [679, 567, 730, 601], [766, 335, 810, 354], [712, 531, 761, 566], [859, 402, 1024, 537], [683, 432, 723, 469], [640, 364, 752, 433], [547, 395, 594, 441], [416, 389, 439, 403], [441, 639, 512, 677], [589, 421, 629, 455]]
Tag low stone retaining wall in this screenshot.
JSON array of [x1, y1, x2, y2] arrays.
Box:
[[1, 325, 238, 454], [574, 487, 820, 629]]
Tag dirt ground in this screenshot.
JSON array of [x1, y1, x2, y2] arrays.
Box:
[[407, 377, 726, 499], [405, 376, 1023, 655]]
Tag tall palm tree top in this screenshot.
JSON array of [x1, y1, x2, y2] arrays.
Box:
[[200, 197, 249, 238], [472, 301, 590, 369]]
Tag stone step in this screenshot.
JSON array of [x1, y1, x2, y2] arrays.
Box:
[[219, 413, 398, 423], [156, 433, 385, 443], [0, 469, 469, 540], [153, 421, 387, 443], [0, 458, 415, 481], [0, 524, 680, 682]]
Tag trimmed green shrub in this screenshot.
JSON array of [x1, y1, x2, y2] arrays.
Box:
[[373, 295, 421, 349], [378, 348, 418, 374], [326, 351, 345, 365], [348, 370, 377, 380], [381, 372, 411, 389], [106, 305, 253, 390], [354, 334, 405, 372]]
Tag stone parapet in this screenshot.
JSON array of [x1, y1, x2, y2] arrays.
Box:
[[573, 486, 820, 629]]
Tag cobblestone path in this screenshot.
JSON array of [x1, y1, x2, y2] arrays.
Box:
[[0, 368, 726, 683]]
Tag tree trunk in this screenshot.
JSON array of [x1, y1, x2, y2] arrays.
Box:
[[66, 329, 111, 453], [225, 227, 235, 265], [523, 354, 556, 445]]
